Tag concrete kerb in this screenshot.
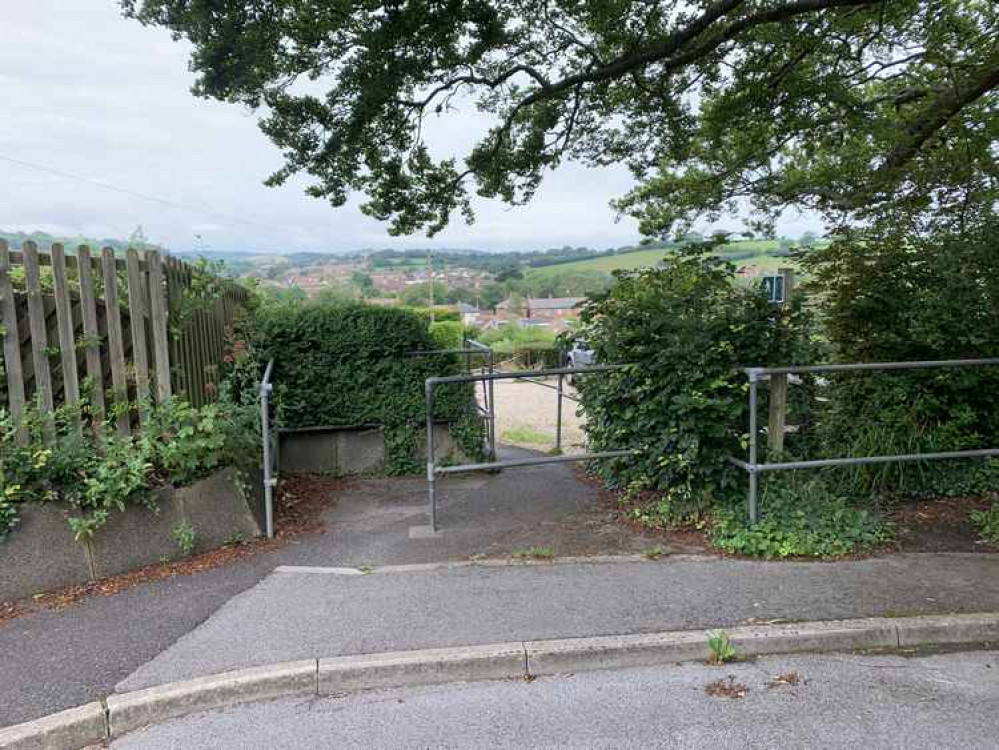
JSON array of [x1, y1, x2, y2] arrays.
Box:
[[319, 642, 528, 694], [0, 701, 108, 750], [2, 612, 996, 748], [105, 660, 318, 739]]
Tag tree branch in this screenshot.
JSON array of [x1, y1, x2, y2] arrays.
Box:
[[878, 54, 999, 175]]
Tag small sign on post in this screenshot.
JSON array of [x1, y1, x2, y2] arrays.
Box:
[[766, 268, 794, 458], [761, 273, 785, 304]]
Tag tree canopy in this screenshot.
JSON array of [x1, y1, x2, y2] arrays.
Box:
[[124, 1, 998, 237]]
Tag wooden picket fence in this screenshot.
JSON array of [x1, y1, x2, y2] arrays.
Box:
[[0, 239, 249, 437]]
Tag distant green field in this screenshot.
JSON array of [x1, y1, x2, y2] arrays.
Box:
[[525, 240, 792, 279]]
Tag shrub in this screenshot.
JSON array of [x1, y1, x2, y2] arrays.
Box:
[[800, 226, 999, 500], [429, 320, 464, 349], [147, 400, 221, 485], [480, 323, 562, 368], [575, 248, 813, 502], [0, 389, 256, 540]]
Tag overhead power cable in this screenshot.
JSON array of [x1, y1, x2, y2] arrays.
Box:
[[0, 152, 316, 239]]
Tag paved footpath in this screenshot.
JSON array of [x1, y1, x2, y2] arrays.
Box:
[[0, 456, 660, 728], [118, 553, 999, 691], [115, 649, 999, 749]]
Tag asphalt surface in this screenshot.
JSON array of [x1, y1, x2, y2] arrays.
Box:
[[2, 451, 998, 730], [114, 649, 999, 749], [118, 553, 999, 691], [0, 453, 658, 728]]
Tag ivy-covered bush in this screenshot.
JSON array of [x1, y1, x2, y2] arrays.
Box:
[[252, 301, 483, 472], [575, 249, 813, 518], [711, 476, 890, 558]]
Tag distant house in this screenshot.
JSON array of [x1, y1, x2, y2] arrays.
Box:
[[496, 296, 583, 331], [525, 297, 583, 320], [457, 302, 480, 325]]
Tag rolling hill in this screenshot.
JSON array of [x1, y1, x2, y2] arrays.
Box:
[[524, 240, 793, 279]]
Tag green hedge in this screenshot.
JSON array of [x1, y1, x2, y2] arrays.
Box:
[[429, 321, 464, 349], [253, 302, 483, 472]]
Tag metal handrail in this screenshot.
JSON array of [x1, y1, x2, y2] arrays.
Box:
[[260, 359, 276, 539], [428, 364, 625, 386], [425, 363, 635, 532], [732, 357, 999, 524], [748, 358, 999, 378]]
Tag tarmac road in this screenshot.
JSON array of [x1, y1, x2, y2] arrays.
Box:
[[114, 649, 999, 749]]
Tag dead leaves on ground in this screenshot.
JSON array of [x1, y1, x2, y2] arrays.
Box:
[[705, 676, 749, 699], [705, 671, 806, 700]]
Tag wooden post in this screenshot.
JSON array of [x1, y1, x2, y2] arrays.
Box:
[[164, 256, 183, 397], [0, 239, 26, 431], [22, 241, 55, 417], [76, 246, 105, 429], [767, 268, 795, 457], [50, 244, 82, 423], [146, 250, 172, 403], [102, 248, 130, 436], [126, 249, 151, 422]]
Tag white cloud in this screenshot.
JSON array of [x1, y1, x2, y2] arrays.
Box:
[[0, 0, 821, 253]]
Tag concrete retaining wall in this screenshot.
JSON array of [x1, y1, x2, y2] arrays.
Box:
[[279, 422, 471, 475], [0, 467, 261, 604]]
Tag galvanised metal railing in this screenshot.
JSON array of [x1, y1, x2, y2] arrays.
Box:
[[729, 357, 999, 524], [425, 364, 639, 531], [260, 359, 277, 539]]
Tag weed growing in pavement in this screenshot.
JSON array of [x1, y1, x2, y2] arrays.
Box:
[[170, 521, 197, 557], [707, 631, 737, 664], [512, 546, 556, 560], [642, 545, 668, 560]]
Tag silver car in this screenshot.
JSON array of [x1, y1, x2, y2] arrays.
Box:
[[568, 340, 595, 368]]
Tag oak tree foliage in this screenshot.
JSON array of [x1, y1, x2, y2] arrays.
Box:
[[123, 1, 998, 236]]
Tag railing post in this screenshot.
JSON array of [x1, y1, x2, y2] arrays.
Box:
[[556, 372, 564, 453], [426, 378, 437, 531], [748, 369, 759, 524], [260, 360, 275, 539], [487, 348, 496, 459]]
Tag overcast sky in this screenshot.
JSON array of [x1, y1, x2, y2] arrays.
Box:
[[1, 1, 821, 254]]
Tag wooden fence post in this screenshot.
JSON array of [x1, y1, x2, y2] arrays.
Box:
[[50, 244, 81, 428], [0, 239, 26, 431], [22, 241, 55, 418], [102, 247, 130, 437], [767, 268, 795, 457], [146, 250, 172, 403], [125, 249, 151, 423], [76, 246, 105, 430]]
